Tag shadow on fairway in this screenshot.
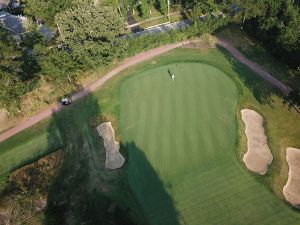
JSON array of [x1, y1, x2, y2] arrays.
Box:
[[43, 92, 180, 225], [218, 47, 282, 104], [44, 93, 136, 225], [125, 142, 181, 225]]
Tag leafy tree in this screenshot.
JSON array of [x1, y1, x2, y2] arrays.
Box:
[[24, 0, 74, 26], [0, 28, 26, 111], [230, 0, 300, 68], [55, 5, 127, 68], [34, 44, 78, 83], [24, 0, 96, 26], [157, 0, 168, 16], [277, 1, 300, 50], [0, 70, 26, 111], [138, 0, 151, 19], [199, 0, 219, 14]]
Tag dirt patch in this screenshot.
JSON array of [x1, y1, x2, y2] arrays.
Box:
[[283, 147, 300, 209], [97, 122, 125, 169], [182, 36, 217, 49], [241, 109, 273, 175]]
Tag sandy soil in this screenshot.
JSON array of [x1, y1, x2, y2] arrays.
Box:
[[241, 109, 273, 175], [283, 147, 300, 209], [97, 122, 125, 169]]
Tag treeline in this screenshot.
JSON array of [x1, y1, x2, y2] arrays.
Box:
[[0, 2, 126, 112], [0, 0, 225, 113], [24, 0, 168, 22], [229, 0, 300, 69], [0, 28, 40, 112], [1, 0, 299, 113]]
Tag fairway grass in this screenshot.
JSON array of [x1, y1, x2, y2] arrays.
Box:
[[120, 63, 300, 225]]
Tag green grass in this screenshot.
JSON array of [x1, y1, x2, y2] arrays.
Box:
[[216, 25, 300, 89], [0, 119, 62, 178], [120, 62, 300, 225], [0, 47, 299, 224]]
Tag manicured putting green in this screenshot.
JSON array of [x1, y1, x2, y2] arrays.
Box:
[[120, 63, 300, 225]]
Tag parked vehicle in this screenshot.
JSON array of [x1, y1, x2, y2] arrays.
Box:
[[61, 97, 72, 105]]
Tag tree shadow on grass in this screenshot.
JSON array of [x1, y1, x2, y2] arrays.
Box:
[[125, 142, 181, 225], [217, 46, 282, 105], [44, 93, 138, 225], [43, 90, 180, 225]]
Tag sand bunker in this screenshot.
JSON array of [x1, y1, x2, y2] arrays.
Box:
[[241, 109, 273, 175], [97, 122, 125, 169], [283, 147, 300, 209]]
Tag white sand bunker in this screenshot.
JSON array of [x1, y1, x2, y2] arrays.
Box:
[[241, 109, 273, 175], [97, 122, 125, 169], [283, 147, 300, 209]]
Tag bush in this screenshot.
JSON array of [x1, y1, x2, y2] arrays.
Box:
[[126, 18, 229, 56]]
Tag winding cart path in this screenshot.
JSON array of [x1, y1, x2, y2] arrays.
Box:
[[0, 39, 291, 143]]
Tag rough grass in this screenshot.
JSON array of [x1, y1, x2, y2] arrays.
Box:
[[0, 47, 299, 223], [216, 25, 300, 89]]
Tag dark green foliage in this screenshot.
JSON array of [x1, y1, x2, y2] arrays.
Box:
[[0, 28, 26, 111], [24, 0, 75, 26], [231, 0, 300, 69], [283, 89, 300, 112], [138, 0, 150, 19], [157, 0, 167, 15], [55, 5, 127, 69], [34, 44, 79, 83]]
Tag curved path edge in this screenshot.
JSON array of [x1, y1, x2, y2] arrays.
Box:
[[0, 41, 191, 143], [218, 39, 292, 95], [0, 39, 292, 143]]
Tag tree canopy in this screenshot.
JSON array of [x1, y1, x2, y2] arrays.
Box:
[[0, 28, 26, 110], [55, 5, 127, 68], [222, 0, 300, 68]]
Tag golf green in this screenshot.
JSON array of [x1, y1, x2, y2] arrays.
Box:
[[120, 63, 300, 225]]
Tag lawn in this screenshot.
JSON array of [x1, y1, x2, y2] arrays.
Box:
[[120, 62, 300, 225], [0, 47, 299, 224]]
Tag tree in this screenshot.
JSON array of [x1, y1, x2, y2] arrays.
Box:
[[138, 0, 151, 19], [24, 0, 97, 26], [55, 5, 127, 68], [230, 0, 300, 68], [0, 28, 26, 111], [24, 0, 74, 26], [277, 1, 300, 50], [34, 44, 78, 83], [157, 0, 168, 16]]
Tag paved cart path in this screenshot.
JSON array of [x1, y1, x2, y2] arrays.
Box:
[[0, 39, 291, 143], [0, 41, 190, 143], [218, 39, 291, 95]]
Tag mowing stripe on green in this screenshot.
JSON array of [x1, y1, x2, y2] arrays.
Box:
[[120, 63, 300, 225]]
